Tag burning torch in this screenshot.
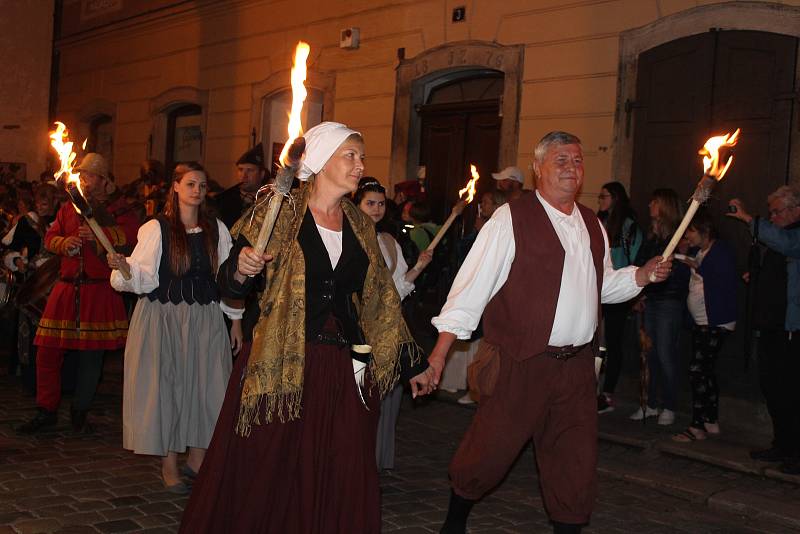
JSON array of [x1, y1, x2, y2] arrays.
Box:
[[252, 42, 310, 255], [49, 122, 132, 280], [650, 129, 740, 280], [424, 164, 481, 254]]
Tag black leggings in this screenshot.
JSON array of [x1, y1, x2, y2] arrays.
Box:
[[688, 326, 729, 428]]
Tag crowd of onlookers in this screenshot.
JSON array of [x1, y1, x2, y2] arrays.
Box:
[[1, 156, 800, 477]]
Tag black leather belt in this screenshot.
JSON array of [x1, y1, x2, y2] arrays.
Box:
[[543, 343, 590, 361], [59, 277, 106, 285]]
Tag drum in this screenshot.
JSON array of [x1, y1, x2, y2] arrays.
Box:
[[14, 255, 60, 320], [0, 268, 18, 310]]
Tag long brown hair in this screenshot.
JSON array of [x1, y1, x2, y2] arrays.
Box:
[[650, 188, 683, 240], [162, 162, 218, 276]]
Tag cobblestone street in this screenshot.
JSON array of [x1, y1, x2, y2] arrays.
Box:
[[0, 375, 798, 533]]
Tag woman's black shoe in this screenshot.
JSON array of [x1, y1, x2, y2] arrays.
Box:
[[16, 409, 57, 434]]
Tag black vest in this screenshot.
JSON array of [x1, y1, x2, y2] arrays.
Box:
[[147, 216, 220, 305], [298, 210, 369, 342]]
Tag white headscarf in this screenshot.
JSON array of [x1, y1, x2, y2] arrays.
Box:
[[297, 121, 361, 180]]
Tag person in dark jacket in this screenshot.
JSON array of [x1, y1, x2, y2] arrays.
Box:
[[214, 144, 268, 229], [630, 188, 690, 425], [671, 209, 737, 442], [728, 186, 800, 474]]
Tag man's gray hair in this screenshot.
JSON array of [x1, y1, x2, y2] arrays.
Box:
[[768, 185, 800, 208], [534, 131, 582, 163]]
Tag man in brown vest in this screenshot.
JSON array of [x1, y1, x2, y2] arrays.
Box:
[[427, 132, 672, 534]]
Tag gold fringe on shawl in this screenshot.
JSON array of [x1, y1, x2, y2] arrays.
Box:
[[230, 183, 420, 436]]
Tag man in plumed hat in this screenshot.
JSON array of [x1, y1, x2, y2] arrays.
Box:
[[215, 143, 268, 229]]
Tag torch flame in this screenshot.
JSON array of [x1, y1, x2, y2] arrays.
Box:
[[458, 165, 480, 203], [278, 41, 311, 166], [49, 122, 83, 195], [700, 128, 740, 181]]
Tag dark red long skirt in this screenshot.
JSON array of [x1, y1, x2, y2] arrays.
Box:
[[179, 342, 381, 534]]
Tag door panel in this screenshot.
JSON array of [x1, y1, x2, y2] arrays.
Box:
[[419, 103, 501, 226], [630, 33, 715, 221], [712, 30, 797, 233]]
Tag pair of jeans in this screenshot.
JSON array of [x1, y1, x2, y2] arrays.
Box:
[[643, 298, 684, 412]]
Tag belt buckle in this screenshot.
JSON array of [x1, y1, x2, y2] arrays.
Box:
[[548, 345, 579, 360]]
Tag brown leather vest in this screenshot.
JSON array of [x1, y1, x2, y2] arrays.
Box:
[[482, 194, 605, 361]]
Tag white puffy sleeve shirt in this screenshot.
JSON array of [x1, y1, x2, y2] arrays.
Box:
[[110, 218, 243, 320], [432, 191, 641, 344], [378, 232, 415, 301]]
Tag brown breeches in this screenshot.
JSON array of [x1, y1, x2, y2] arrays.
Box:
[[449, 348, 597, 524]]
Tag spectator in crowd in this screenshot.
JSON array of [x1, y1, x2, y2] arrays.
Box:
[[355, 176, 432, 471], [138, 159, 167, 219], [728, 186, 800, 474], [3, 185, 59, 383], [108, 162, 241, 494], [403, 201, 440, 255], [491, 166, 527, 202], [215, 144, 268, 228], [671, 209, 737, 442], [630, 188, 689, 426], [596, 181, 642, 414]]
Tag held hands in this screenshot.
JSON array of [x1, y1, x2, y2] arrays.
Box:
[[636, 255, 673, 286], [409, 352, 446, 398], [107, 252, 129, 272]]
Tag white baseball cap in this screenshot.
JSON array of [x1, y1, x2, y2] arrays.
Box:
[[491, 166, 524, 184]]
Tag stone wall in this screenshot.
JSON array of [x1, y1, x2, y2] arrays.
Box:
[[0, 0, 54, 181]]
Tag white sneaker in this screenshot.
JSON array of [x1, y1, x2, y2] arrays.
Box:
[[657, 409, 675, 426], [629, 406, 659, 421], [457, 392, 475, 405]]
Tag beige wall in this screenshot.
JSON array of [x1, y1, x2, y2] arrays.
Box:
[[55, 0, 800, 203], [0, 0, 54, 181]]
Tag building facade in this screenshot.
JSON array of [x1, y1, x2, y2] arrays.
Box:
[[0, 0, 54, 182], [53, 0, 799, 216]]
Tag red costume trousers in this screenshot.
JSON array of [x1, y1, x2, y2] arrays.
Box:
[[36, 347, 104, 412], [449, 347, 597, 524]]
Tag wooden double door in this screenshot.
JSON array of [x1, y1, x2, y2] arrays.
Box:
[[630, 30, 798, 243], [418, 100, 501, 228]]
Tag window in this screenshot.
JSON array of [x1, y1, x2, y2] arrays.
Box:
[[261, 88, 323, 173], [166, 104, 202, 170], [87, 114, 114, 169]]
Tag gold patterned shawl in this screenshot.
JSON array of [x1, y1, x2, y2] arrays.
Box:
[[230, 183, 420, 436]]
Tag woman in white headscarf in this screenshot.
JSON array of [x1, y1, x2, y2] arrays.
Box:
[[180, 122, 436, 534]]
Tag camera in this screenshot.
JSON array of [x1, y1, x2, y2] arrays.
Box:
[[727, 204, 738, 214]]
